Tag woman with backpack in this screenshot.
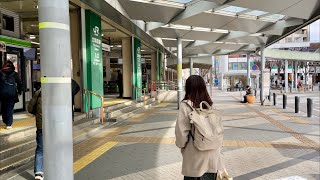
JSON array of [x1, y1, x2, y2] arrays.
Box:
[[175, 75, 226, 180], [0, 60, 23, 129]]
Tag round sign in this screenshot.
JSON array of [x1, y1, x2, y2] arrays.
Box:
[[252, 64, 258, 70]]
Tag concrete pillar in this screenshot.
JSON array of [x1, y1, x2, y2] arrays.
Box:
[[285, 59, 288, 93], [209, 67, 213, 96], [294, 61, 298, 90], [189, 57, 193, 76], [177, 38, 183, 108], [151, 52, 157, 82], [219, 72, 224, 90], [122, 37, 132, 98], [70, 9, 82, 110], [39, 0, 73, 179], [260, 46, 265, 104], [246, 53, 251, 86]]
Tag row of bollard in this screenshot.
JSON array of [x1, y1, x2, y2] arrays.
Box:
[[273, 93, 313, 117]]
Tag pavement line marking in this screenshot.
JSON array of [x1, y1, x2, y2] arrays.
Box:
[[232, 96, 319, 147], [114, 136, 319, 150], [73, 141, 118, 174]]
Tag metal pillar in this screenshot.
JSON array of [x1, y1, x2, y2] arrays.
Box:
[[177, 38, 183, 108], [284, 59, 288, 93], [189, 57, 193, 76], [260, 46, 265, 104], [210, 67, 213, 96], [246, 53, 251, 86], [39, 0, 74, 179], [294, 61, 298, 90]]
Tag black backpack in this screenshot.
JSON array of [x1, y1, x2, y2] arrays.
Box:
[[0, 71, 17, 98]]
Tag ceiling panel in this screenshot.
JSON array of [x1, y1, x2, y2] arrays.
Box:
[[221, 18, 272, 33], [119, 0, 183, 23], [174, 12, 236, 29], [150, 27, 190, 38], [182, 31, 224, 41], [224, 36, 268, 44], [218, 44, 243, 50], [228, 0, 301, 15], [280, 0, 320, 19], [162, 39, 190, 47]]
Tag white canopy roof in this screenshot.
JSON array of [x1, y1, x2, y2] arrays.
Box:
[[119, 0, 320, 57]]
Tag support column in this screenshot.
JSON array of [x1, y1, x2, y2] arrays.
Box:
[[294, 61, 298, 90], [247, 53, 251, 86], [151, 52, 157, 84], [285, 59, 288, 93], [39, 0, 73, 179], [260, 46, 265, 103], [122, 37, 132, 98], [189, 57, 193, 76], [210, 67, 213, 96], [177, 38, 183, 108]]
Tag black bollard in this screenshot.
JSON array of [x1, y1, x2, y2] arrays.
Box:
[[273, 93, 277, 106], [295, 96, 300, 113], [283, 94, 287, 109], [307, 98, 312, 117], [254, 89, 257, 97]]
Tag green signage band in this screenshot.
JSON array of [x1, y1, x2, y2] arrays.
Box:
[[0, 35, 32, 48], [133, 37, 142, 99], [84, 10, 103, 110], [157, 50, 162, 82]]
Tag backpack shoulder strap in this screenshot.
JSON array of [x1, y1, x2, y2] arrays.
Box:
[[183, 100, 195, 111]]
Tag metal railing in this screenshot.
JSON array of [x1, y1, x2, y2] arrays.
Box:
[[149, 81, 178, 91], [133, 86, 147, 106], [83, 89, 105, 124]]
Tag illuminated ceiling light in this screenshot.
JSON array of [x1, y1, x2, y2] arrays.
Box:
[[214, 41, 224, 44], [162, 38, 177, 41], [130, 0, 184, 8], [211, 29, 229, 34], [29, 35, 36, 39], [102, 34, 104, 37], [182, 39, 194, 42], [250, 33, 263, 36], [31, 41, 40, 45], [225, 42, 237, 44], [192, 27, 211, 32]]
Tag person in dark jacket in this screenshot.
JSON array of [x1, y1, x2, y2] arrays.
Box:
[[0, 60, 22, 129], [117, 70, 123, 98], [242, 85, 253, 103], [27, 89, 43, 180], [71, 79, 80, 120]]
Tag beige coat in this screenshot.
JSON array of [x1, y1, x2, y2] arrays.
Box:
[[175, 101, 225, 177]]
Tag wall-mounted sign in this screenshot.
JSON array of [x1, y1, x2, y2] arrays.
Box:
[[102, 43, 110, 52], [252, 64, 259, 71], [0, 41, 6, 52]]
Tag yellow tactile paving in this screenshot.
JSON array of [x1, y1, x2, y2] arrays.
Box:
[[113, 136, 320, 150], [271, 108, 308, 124], [104, 99, 130, 106], [0, 117, 35, 133], [127, 109, 157, 123], [73, 141, 118, 174]]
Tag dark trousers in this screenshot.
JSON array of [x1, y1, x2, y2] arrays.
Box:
[[1, 98, 15, 126], [118, 83, 123, 97], [184, 173, 217, 180], [243, 95, 248, 103]]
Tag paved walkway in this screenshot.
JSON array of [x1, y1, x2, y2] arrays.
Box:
[[7, 90, 320, 180]]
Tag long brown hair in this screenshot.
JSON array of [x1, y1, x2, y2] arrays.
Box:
[[183, 75, 213, 109]]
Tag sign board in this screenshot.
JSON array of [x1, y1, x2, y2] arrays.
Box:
[[102, 43, 110, 52], [133, 37, 142, 99], [0, 41, 6, 52], [84, 10, 103, 110], [316, 66, 320, 73], [263, 71, 270, 97]]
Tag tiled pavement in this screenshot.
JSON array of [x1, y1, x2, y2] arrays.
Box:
[[6, 90, 320, 180]]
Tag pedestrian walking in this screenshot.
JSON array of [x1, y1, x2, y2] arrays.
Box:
[[117, 70, 123, 98], [0, 60, 22, 129], [72, 79, 80, 120], [27, 89, 43, 180], [175, 75, 229, 180]]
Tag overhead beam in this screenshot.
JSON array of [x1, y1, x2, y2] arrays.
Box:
[[216, 31, 250, 42], [257, 18, 304, 34], [264, 49, 320, 61], [146, 22, 166, 32], [185, 40, 211, 48], [169, 1, 221, 23]]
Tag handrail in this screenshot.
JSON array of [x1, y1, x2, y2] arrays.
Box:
[[133, 86, 147, 106], [83, 89, 105, 124]]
